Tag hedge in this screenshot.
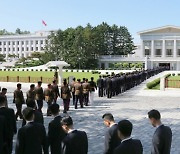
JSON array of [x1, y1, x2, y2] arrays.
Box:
[[146, 78, 160, 89], [165, 74, 171, 78]]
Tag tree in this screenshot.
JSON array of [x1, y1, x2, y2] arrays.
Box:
[[0, 54, 5, 62], [15, 28, 30, 34]]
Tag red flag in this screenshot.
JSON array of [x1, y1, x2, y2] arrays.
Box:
[[42, 20, 47, 26]]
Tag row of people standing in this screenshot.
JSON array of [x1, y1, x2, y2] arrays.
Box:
[[97, 67, 168, 98]]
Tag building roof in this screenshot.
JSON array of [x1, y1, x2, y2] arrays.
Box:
[[45, 61, 70, 67], [138, 25, 180, 35]]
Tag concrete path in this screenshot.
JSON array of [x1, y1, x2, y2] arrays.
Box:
[[1, 71, 179, 154]]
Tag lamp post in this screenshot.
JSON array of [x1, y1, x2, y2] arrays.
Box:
[[78, 57, 81, 70]]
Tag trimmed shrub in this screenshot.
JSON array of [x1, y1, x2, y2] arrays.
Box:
[[77, 70, 79, 72], [65, 70, 68, 72], [22, 69, 24, 71], [106, 72, 109, 75], [45, 69, 48, 71], [87, 70, 89, 72], [165, 74, 171, 78], [36, 69, 38, 71], [178, 73, 180, 76], [31, 69, 34, 71], [146, 78, 160, 89], [40, 69, 42, 71], [17, 69, 19, 71], [172, 73, 175, 76], [50, 69, 52, 72], [71, 69, 73, 72], [82, 70, 84, 72]]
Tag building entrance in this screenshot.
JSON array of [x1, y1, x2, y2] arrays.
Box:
[[159, 63, 170, 70]]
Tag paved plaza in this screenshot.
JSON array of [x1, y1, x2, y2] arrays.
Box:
[[2, 71, 179, 154]]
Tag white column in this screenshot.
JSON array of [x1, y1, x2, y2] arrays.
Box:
[[141, 40, 144, 58], [173, 40, 177, 58], [15, 41, 18, 57], [151, 40, 154, 58], [58, 66, 63, 86], [33, 40, 36, 51], [19, 41, 22, 58], [10, 41, 13, 55], [38, 40, 41, 51], [162, 40, 166, 58], [5, 41, 8, 59], [177, 61, 180, 71], [2, 41, 4, 55]]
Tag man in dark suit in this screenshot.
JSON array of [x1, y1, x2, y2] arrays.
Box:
[[106, 76, 112, 98], [61, 116, 88, 154], [15, 107, 48, 154], [114, 120, 143, 154], [48, 104, 66, 154], [0, 115, 8, 154], [22, 101, 44, 127], [97, 75, 104, 97], [102, 113, 121, 154], [0, 96, 17, 154], [148, 109, 172, 154]]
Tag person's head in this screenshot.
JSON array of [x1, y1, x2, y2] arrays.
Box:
[[148, 109, 161, 127], [117, 120, 133, 140], [30, 84, 35, 90], [91, 77, 94, 81], [22, 107, 35, 121], [73, 78, 76, 81], [83, 78, 85, 81], [2, 88, 7, 95], [0, 96, 6, 106], [77, 79, 81, 83], [53, 80, 57, 85], [85, 79, 88, 82], [102, 113, 115, 127], [50, 104, 60, 116], [99, 75, 102, 78], [63, 79, 67, 85], [47, 84, 51, 88], [17, 83, 21, 89], [38, 81, 42, 86], [61, 116, 73, 133]]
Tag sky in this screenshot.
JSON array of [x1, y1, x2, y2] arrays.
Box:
[[1, 0, 180, 43]]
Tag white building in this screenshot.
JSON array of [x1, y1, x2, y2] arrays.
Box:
[[0, 31, 50, 59], [99, 25, 180, 71]]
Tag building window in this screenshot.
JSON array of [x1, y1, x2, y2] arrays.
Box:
[[22, 41, 24, 45], [26, 41, 29, 45], [8, 42, 10, 45], [178, 49, 180, 57], [166, 41, 173, 46], [36, 40, 38, 44], [17, 41, 19, 45], [9, 48, 10, 51], [26, 47, 29, 51], [17, 48, 19, 51], [155, 41, 162, 46], [145, 49, 150, 55], [41, 40, 43, 44], [36, 47, 38, 51], [156, 49, 162, 56], [22, 47, 24, 51], [13, 48, 15, 51], [166, 49, 172, 56], [0, 48, 1, 51], [4, 42, 6, 45], [31, 47, 33, 51], [4, 48, 6, 51], [0, 42, 1, 45], [31, 41, 33, 45], [13, 42, 15, 45]]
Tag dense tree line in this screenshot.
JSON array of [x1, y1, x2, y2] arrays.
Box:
[[44, 22, 135, 69], [0, 28, 30, 35]]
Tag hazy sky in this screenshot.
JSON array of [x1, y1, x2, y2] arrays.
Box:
[[1, 0, 180, 43]]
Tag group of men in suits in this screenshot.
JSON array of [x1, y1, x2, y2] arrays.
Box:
[[97, 67, 168, 98], [102, 111, 172, 154]]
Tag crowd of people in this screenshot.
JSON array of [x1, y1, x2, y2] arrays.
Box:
[[0, 66, 172, 154]]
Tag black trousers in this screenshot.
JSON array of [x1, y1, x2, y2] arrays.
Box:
[[98, 87, 104, 97], [37, 100, 43, 113], [15, 104, 23, 119], [75, 95, 83, 109], [83, 93, 89, 106], [72, 92, 75, 105], [107, 89, 112, 98], [47, 101, 52, 116]]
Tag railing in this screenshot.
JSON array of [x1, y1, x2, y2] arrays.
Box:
[[0, 76, 55, 83], [165, 79, 180, 88]]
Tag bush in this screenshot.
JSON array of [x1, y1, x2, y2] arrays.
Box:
[[146, 78, 160, 89], [31, 69, 34, 71], [45, 69, 48, 71], [178, 73, 180, 76], [65, 69, 68, 72], [106, 72, 109, 75], [17, 69, 19, 71], [92, 71, 99, 74], [172, 73, 175, 76], [40, 69, 42, 71], [77, 70, 79, 72], [12, 69, 15, 71], [87, 70, 89, 72], [82, 70, 84, 72], [26, 69, 29, 71], [71, 69, 73, 72], [165, 74, 171, 78], [22, 69, 24, 71], [50, 69, 52, 72]]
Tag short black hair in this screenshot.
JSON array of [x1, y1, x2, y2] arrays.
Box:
[[2, 88, 7, 91], [17, 83, 21, 87], [30, 84, 35, 88], [117, 120, 133, 137], [61, 116, 73, 126], [102, 113, 114, 121], [83, 78, 85, 80], [73, 78, 76, 81], [148, 109, 161, 120], [53, 80, 57, 84], [91, 77, 94, 80], [22, 107, 34, 121], [77, 79, 81, 82], [0, 96, 5, 105], [50, 104, 60, 115], [38, 81, 42, 84]]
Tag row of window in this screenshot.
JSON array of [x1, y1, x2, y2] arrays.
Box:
[[145, 49, 180, 56], [0, 47, 44, 52], [0, 40, 45, 46], [144, 41, 180, 46]]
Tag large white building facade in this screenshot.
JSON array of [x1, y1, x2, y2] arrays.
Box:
[[0, 31, 50, 59], [99, 25, 180, 71]]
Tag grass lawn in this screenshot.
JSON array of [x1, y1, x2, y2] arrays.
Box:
[[168, 76, 180, 80], [0, 71, 100, 81]]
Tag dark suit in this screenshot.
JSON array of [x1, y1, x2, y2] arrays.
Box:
[[15, 122, 48, 154], [62, 130, 88, 154], [0, 107, 17, 154], [48, 115, 66, 154], [114, 138, 143, 154], [0, 115, 8, 154], [151, 125, 172, 154], [22, 110, 44, 127], [104, 124, 121, 154]]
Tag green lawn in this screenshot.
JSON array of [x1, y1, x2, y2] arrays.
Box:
[[0, 71, 100, 81], [168, 76, 180, 80]]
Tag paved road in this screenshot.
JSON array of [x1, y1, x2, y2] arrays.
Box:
[[1, 71, 179, 154]]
